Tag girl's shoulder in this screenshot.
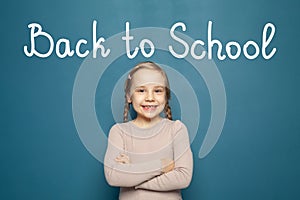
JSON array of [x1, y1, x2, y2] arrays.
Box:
[[164, 119, 188, 133], [109, 121, 131, 132], [107, 122, 132, 139]]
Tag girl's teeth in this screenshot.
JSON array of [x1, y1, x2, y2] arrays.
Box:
[[142, 105, 157, 109]]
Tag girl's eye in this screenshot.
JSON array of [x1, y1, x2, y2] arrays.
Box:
[[154, 88, 164, 93], [136, 89, 145, 93]]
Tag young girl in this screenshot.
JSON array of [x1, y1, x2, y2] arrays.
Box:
[[104, 61, 193, 200]]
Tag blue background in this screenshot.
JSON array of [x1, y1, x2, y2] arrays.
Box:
[[1, 0, 300, 199]]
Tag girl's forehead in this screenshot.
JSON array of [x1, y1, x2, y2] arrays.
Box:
[[132, 69, 166, 86]]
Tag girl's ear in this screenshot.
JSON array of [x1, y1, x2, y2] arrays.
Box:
[[126, 94, 132, 103]]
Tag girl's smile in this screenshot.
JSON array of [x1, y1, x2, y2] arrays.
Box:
[[141, 104, 158, 111]]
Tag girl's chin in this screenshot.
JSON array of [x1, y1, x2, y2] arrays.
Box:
[[137, 116, 162, 124], [137, 112, 162, 121]]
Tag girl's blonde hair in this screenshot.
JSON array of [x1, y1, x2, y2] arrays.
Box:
[[123, 61, 172, 122]]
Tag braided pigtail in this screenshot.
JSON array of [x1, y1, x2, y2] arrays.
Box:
[[123, 76, 131, 122], [164, 86, 172, 120], [164, 100, 172, 120], [123, 99, 130, 122]]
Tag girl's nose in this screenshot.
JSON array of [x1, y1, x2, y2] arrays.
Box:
[[145, 91, 154, 101]]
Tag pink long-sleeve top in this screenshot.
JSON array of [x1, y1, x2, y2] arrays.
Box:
[[104, 118, 193, 200]]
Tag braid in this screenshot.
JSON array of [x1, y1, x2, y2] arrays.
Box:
[[164, 86, 172, 120], [123, 99, 130, 122], [164, 101, 172, 120]]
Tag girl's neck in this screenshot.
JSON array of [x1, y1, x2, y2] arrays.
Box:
[[132, 116, 163, 128]]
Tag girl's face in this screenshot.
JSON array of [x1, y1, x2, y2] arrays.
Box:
[[128, 69, 167, 123]]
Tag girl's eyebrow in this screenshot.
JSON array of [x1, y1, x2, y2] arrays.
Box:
[[135, 86, 146, 89], [134, 85, 165, 89]]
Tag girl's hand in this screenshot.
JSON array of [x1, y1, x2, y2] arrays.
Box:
[[115, 153, 130, 164], [161, 158, 175, 173]]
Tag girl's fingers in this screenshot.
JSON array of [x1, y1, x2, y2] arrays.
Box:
[[115, 154, 130, 164], [115, 159, 129, 164], [119, 153, 129, 158]]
